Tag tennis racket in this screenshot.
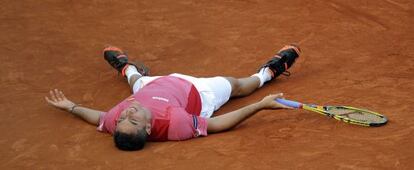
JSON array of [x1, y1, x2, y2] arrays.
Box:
[[275, 98, 388, 127]]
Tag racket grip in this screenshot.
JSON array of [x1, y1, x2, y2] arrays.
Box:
[[275, 98, 303, 108]]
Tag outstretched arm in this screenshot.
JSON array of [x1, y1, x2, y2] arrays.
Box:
[[207, 93, 291, 133], [45, 89, 103, 125]]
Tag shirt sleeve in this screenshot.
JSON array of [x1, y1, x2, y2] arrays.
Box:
[[167, 107, 208, 141], [96, 112, 108, 133]]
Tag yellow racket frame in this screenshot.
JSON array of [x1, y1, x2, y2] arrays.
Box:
[[302, 104, 387, 127]]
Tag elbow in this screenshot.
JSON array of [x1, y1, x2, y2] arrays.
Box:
[[207, 118, 228, 133], [207, 118, 220, 133]]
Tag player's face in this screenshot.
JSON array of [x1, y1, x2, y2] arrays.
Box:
[[116, 102, 151, 135]]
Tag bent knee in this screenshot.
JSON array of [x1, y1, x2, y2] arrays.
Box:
[[224, 77, 241, 96]]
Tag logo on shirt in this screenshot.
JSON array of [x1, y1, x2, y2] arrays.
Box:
[[152, 96, 169, 102]]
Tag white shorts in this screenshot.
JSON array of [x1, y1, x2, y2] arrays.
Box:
[[132, 73, 232, 118]]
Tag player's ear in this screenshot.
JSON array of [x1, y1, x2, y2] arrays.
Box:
[[145, 123, 151, 135]]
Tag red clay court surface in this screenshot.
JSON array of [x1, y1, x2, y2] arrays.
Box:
[[1, 0, 413, 169]]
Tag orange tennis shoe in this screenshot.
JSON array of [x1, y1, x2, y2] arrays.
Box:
[[103, 46, 150, 76]]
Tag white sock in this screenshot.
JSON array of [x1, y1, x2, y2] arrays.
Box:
[[125, 65, 142, 84], [251, 67, 273, 87]]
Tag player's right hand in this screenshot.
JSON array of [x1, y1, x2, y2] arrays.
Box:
[[45, 89, 76, 112], [260, 93, 292, 109]]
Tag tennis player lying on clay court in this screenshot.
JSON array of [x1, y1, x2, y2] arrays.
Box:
[[45, 44, 301, 151]]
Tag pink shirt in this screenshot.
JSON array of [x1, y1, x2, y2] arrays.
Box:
[[97, 76, 208, 141]]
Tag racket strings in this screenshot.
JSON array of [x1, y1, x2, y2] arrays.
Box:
[[327, 107, 386, 123]]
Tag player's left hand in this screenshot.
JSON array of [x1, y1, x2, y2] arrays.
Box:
[[45, 89, 76, 112], [260, 93, 293, 109]]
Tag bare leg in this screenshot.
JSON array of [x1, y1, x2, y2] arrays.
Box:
[[221, 44, 300, 97], [127, 74, 142, 92], [225, 76, 261, 97]]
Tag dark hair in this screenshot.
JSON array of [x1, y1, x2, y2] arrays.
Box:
[[113, 128, 148, 151]]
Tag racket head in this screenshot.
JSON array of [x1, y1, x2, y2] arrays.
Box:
[[302, 104, 388, 127]]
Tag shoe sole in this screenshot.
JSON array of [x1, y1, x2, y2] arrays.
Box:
[[278, 44, 301, 57]]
